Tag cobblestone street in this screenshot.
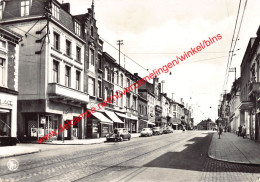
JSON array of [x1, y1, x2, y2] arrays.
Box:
[[0, 131, 259, 182]]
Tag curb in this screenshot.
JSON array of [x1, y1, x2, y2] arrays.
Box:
[[0, 149, 41, 159]]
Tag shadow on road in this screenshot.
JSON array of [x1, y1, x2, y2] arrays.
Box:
[[144, 133, 260, 173]]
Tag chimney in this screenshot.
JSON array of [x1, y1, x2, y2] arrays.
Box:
[[61, 3, 70, 13]]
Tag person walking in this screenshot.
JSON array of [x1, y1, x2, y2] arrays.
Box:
[[218, 124, 223, 139], [238, 125, 242, 137], [242, 124, 246, 139]]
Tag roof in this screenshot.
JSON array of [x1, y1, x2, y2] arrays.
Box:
[[0, 25, 22, 40]]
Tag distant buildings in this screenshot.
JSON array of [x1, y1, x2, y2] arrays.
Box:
[[219, 26, 260, 142]]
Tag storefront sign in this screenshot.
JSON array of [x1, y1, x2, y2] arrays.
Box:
[[40, 117, 46, 124], [0, 99, 13, 107]]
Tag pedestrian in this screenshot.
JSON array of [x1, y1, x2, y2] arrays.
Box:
[[218, 124, 223, 139], [242, 124, 246, 139], [238, 125, 242, 137]]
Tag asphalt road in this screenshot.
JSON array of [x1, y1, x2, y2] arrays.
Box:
[[0, 131, 259, 182]]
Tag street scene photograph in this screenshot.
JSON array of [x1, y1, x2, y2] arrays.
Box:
[[0, 0, 260, 181]]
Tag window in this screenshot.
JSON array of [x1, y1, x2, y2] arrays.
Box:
[[91, 26, 94, 37], [173, 112, 176, 118], [0, 40, 6, 48], [88, 77, 95, 96], [52, 3, 59, 20], [121, 94, 123, 107], [76, 71, 80, 90], [0, 112, 11, 137], [105, 87, 109, 99], [116, 91, 119, 106], [66, 40, 71, 56], [105, 67, 109, 81], [53, 61, 59, 83], [133, 97, 136, 110], [126, 95, 130, 108], [120, 74, 123, 87], [111, 72, 114, 83], [98, 54, 102, 69], [0, 58, 6, 86], [21, 0, 29, 17], [127, 78, 130, 87], [0, 4, 3, 20], [65, 66, 70, 87], [53, 32, 60, 50], [76, 46, 81, 62], [74, 21, 81, 36], [89, 49, 94, 66], [114, 71, 118, 84], [97, 81, 102, 98]]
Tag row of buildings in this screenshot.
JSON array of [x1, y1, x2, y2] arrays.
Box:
[[0, 0, 193, 144], [218, 25, 260, 142]]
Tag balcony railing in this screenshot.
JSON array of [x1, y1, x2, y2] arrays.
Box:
[[48, 83, 89, 104], [248, 82, 260, 96]]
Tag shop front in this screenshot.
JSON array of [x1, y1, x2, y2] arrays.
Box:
[[87, 111, 113, 138], [0, 91, 18, 146], [18, 99, 86, 141], [115, 112, 138, 133]]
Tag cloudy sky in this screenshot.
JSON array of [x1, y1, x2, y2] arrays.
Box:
[[59, 0, 259, 124]]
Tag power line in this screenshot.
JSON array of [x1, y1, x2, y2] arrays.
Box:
[[225, 0, 248, 89], [222, 0, 242, 92]]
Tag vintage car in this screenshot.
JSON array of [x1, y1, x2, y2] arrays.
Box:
[[152, 127, 163, 135], [140, 128, 153, 137], [106, 128, 131, 142]]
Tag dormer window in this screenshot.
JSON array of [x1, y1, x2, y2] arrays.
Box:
[[52, 3, 59, 20], [21, 0, 30, 17], [74, 21, 81, 36]]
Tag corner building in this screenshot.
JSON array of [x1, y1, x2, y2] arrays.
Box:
[[1, 0, 88, 141]]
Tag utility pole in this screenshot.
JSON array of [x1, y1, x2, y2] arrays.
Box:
[[117, 40, 123, 69]]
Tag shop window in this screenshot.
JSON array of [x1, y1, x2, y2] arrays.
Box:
[[0, 58, 6, 86], [21, 0, 29, 17], [0, 111, 11, 137], [65, 40, 71, 56]]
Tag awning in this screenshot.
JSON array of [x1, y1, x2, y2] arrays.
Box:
[[105, 110, 124, 124], [116, 112, 131, 119], [140, 119, 156, 125], [147, 121, 156, 125], [131, 115, 138, 120], [92, 112, 113, 124]]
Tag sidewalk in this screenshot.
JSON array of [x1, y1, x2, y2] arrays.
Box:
[[0, 145, 40, 159], [208, 132, 260, 165], [43, 133, 141, 145]]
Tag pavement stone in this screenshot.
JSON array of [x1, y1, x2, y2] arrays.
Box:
[[208, 131, 260, 165]]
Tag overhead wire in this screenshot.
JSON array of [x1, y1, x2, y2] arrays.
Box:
[[222, 0, 242, 92]]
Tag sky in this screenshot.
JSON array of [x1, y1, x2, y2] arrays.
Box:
[[59, 0, 259, 124]]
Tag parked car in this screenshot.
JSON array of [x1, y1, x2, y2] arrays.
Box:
[[165, 127, 174, 133], [140, 128, 153, 137], [106, 128, 131, 142], [152, 127, 163, 135]]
